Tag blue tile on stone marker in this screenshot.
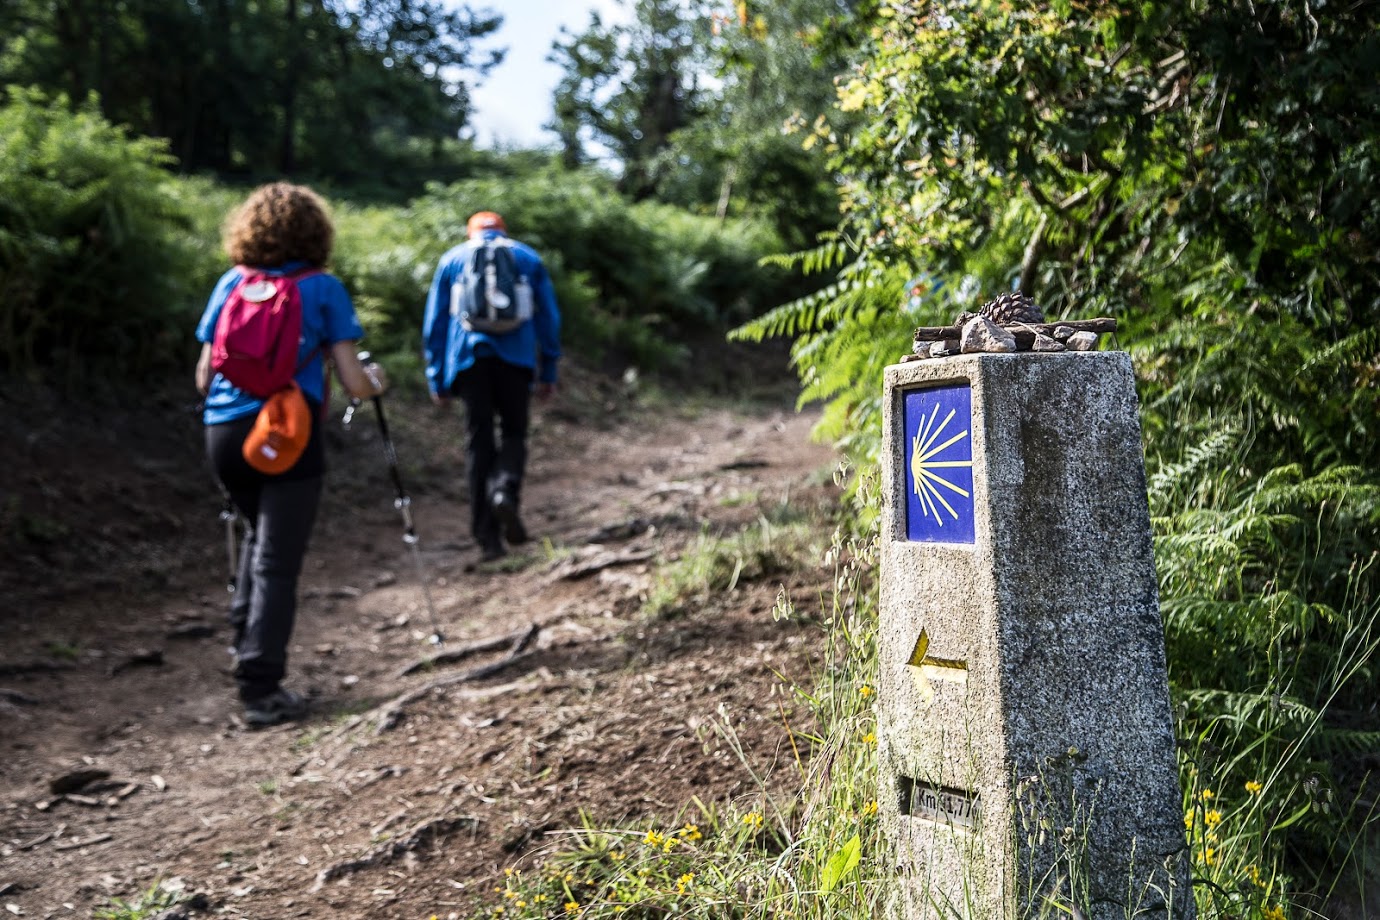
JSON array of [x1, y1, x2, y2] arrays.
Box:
[[903, 385, 975, 544]]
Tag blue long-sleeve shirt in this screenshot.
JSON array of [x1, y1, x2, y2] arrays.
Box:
[[422, 230, 561, 394]]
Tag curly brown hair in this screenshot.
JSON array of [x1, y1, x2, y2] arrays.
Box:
[[222, 182, 334, 268]]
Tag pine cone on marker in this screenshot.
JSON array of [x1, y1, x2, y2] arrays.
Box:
[[977, 291, 1044, 325]]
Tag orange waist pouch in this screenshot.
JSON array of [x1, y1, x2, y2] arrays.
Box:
[[242, 382, 312, 474]]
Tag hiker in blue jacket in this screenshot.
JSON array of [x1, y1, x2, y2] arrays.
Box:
[[196, 182, 388, 727], [423, 211, 562, 563]]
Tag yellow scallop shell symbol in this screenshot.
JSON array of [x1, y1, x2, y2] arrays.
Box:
[[910, 404, 972, 527]]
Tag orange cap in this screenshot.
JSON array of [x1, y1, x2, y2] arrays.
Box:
[[242, 384, 312, 475], [467, 211, 506, 236]]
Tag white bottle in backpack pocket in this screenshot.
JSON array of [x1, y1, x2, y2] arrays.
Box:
[[451, 238, 534, 334]]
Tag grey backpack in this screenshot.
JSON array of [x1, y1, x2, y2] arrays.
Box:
[[450, 237, 534, 334]]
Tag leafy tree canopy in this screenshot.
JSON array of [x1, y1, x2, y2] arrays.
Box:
[[752, 0, 1380, 469], [550, 0, 867, 244], [550, 0, 715, 200], [0, 0, 504, 183]]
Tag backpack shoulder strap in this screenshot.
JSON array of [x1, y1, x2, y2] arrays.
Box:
[[283, 267, 327, 373], [465, 239, 493, 273]]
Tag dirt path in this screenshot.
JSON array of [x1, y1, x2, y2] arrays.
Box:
[[0, 374, 839, 918]]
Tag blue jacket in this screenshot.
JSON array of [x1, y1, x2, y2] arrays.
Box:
[[423, 230, 562, 394], [197, 263, 365, 425]]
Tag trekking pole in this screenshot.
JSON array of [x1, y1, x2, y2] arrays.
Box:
[[347, 353, 445, 646], [220, 495, 239, 595]]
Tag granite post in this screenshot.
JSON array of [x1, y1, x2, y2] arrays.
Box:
[[878, 353, 1192, 919]]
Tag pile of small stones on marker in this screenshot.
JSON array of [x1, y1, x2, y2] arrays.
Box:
[[901, 292, 1118, 362]]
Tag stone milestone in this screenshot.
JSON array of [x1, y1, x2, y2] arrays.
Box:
[[877, 352, 1192, 920]]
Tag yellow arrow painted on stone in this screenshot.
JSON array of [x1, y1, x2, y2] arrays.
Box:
[[907, 629, 968, 703]]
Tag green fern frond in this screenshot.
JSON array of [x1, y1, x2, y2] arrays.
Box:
[[1147, 425, 1243, 504], [729, 278, 859, 342], [758, 235, 852, 274], [1312, 725, 1380, 758], [1300, 325, 1380, 375]]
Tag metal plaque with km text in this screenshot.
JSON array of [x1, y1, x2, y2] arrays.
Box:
[[898, 776, 981, 829]]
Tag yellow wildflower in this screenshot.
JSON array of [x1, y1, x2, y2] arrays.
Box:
[[662, 836, 678, 852], [1246, 780, 1264, 795], [644, 830, 665, 847], [514, 901, 526, 909], [862, 800, 879, 818], [676, 872, 696, 894], [1263, 906, 1285, 920], [1246, 864, 1263, 886], [742, 812, 765, 830], [1184, 813, 1194, 830], [1200, 789, 1215, 802], [565, 902, 580, 914], [504, 890, 518, 900], [610, 851, 626, 862], [678, 823, 702, 841], [862, 731, 877, 745], [859, 685, 874, 698], [1205, 810, 1222, 827], [1203, 848, 1216, 867]]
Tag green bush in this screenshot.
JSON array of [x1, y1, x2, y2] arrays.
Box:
[[0, 87, 205, 383], [0, 96, 797, 386], [334, 167, 793, 373]]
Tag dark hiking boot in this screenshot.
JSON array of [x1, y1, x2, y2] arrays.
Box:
[[243, 688, 307, 727], [478, 538, 507, 563], [490, 490, 528, 545]]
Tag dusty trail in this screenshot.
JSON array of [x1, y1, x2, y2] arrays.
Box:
[[0, 373, 839, 918]]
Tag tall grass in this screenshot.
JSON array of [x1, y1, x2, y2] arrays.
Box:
[[643, 514, 823, 621]]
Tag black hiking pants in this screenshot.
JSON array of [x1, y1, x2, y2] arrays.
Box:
[[452, 356, 534, 548], [206, 411, 324, 702]]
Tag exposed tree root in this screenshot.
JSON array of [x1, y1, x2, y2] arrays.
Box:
[[397, 622, 541, 678], [547, 547, 655, 581], [311, 814, 479, 890], [0, 688, 40, 705], [376, 625, 543, 734]]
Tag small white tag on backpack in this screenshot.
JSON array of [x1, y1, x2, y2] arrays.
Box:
[[242, 280, 278, 303]]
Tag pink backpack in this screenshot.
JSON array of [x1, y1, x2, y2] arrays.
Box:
[[210, 267, 320, 398]]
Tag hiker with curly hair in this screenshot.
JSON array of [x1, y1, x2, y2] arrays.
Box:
[[195, 182, 387, 727], [423, 211, 562, 563]]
